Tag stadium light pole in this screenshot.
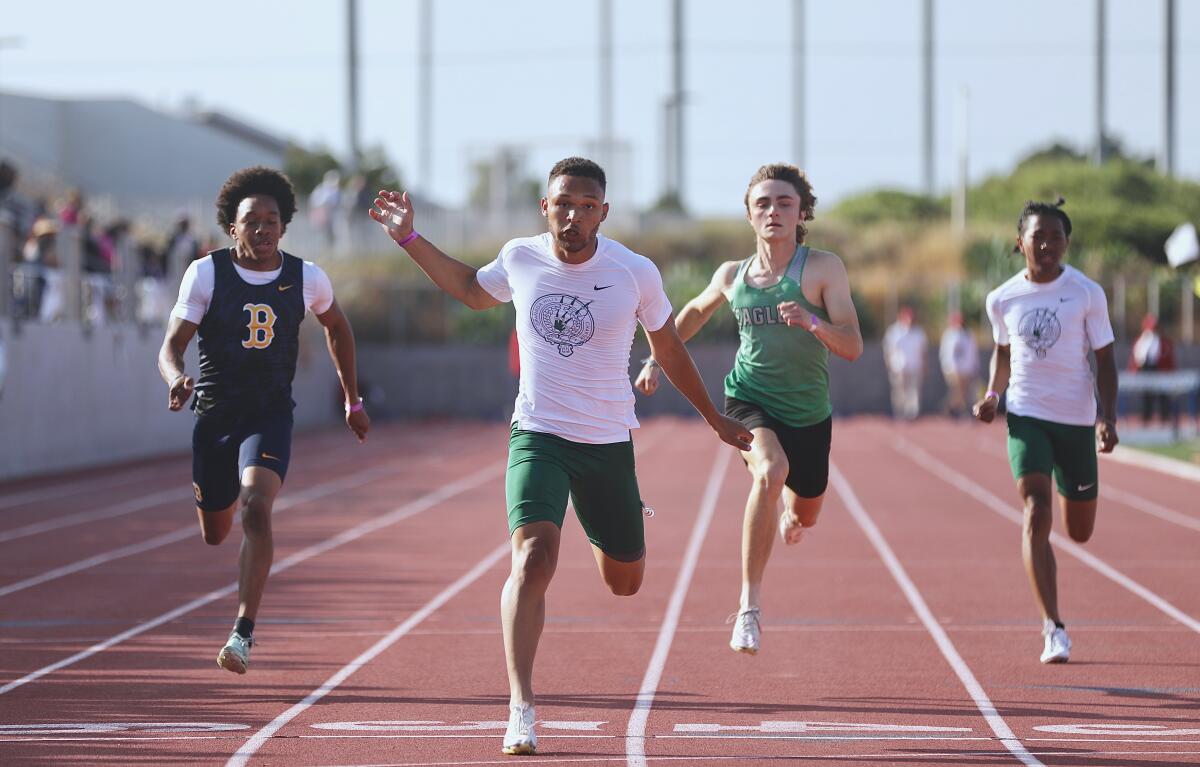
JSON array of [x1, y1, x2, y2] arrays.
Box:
[[346, 0, 361, 171], [418, 0, 433, 196], [792, 0, 805, 169], [1094, 0, 1106, 165], [920, 0, 935, 196], [1160, 0, 1175, 177], [670, 0, 685, 209], [599, 0, 613, 173]]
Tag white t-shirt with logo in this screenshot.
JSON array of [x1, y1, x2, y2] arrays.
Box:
[[171, 253, 335, 323], [985, 265, 1115, 426], [477, 233, 673, 444]]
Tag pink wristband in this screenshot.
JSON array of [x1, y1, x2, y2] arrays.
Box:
[[346, 398, 364, 413], [985, 390, 999, 401], [397, 230, 420, 247], [809, 315, 820, 332]]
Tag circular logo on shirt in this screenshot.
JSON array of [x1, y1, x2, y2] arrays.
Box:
[[530, 293, 595, 357], [1017, 307, 1061, 359]]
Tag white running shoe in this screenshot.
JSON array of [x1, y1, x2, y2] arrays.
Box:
[[502, 702, 537, 755], [728, 607, 762, 655], [217, 631, 253, 674], [779, 511, 806, 545], [1040, 623, 1071, 664]]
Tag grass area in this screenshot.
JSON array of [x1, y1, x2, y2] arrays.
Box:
[[1135, 440, 1200, 464]]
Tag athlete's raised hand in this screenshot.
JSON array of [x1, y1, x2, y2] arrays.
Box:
[[635, 361, 662, 395], [167, 374, 194, 412], [712, 414, 754, 452], [369, 190, 416, 245]]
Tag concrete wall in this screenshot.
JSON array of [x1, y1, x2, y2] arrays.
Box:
[[0, 320, 344, 481]]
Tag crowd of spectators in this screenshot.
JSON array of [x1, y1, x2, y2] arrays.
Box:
[[0, 159, 221, 325]]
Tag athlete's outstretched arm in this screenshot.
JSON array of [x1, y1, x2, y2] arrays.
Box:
[[645, 318, 753, 451], [1093, 342, 1119, 452], [369, 190, 501, 311], [778, 252, 863, 361], [972, 344, 1011, 423], [316, 299, 370, 442], [636, 262, 736, 395], [158, 316, 198, 411]]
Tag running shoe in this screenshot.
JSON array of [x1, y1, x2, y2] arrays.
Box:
[[1040, 623, 1070, 664], [779, 511, 806, 545], [502, 702, 537, 755], [217, 631, 253, 674], [728, 607, 762, 655]]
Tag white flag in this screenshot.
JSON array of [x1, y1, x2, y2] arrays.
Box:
[[1165, 222, 1199, 267]]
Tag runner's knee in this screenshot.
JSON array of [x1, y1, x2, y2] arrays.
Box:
[[1022, 498, 1053, 539], [240, 492, 273, 537], [752, 462, 788, 496], [511, 538, 557, 587]]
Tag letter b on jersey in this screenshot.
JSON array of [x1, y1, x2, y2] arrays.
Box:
[[242, 303, 277, 349]]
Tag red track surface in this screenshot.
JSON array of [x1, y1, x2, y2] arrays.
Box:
[[0, 416, 1197, 766]]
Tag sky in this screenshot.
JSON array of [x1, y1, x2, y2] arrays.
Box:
[[0, 0, 1196, 217]]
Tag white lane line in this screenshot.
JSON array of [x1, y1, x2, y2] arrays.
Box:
[[0, 487, 186, 543], [829, 462, 1045, 767], [0, 462, 400, 598], [224, 541, 511, 767], [897, 438, 1200, 634], [1103, 445, 1200, 483], [0, 466, 168, 512], [1100, 485, 1200, 533], [0, 460, 505, 696], [625, 445, 732, 767]]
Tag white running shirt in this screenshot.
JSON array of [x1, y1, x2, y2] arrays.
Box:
[[985, 265, 1115, 426], [172, 253, 335, 323], [477, 233, 673, 444]]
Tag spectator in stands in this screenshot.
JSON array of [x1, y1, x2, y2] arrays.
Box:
[[23, 217, 61, 321], [57, 188, 84, 227], [308, 169, 342, 247], [166, 214, 201, 282], [1129, 313, 1176, 424], [940, 310, 980, 419], [883, 305, 927, 420]]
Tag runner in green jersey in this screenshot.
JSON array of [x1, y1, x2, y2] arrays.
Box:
[[637, 164, 863, 654]]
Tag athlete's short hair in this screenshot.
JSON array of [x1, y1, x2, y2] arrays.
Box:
[[1016, 197, 1072, 242], [548, 157, 606, 192], [744, 163, 818, 243], [216, 166, 297, 230]]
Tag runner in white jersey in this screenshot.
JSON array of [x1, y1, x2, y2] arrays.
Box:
[[369, 157, 753, 756], [973, 198, 1118, 665]]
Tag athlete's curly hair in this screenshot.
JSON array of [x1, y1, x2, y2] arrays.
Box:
[[215, 166, 297, 230], [548, 156, 606, 191], [744, 163, 817, 243], [1015, 196, 1072, 253]]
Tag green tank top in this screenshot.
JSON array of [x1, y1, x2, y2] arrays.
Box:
[[723, 245, 832, 427]]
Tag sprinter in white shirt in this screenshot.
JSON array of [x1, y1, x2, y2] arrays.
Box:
[[370, 157, 752, 756], [973, 198, 1119, 665]]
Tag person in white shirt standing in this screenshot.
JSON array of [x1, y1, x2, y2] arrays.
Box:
[[972, 198, 1119, 665], [369, 157, 753, 756], [939, 310, 980, 419], [883, 306, 927, 420]]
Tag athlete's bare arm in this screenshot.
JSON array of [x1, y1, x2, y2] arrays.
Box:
[[316, 298, 370, 442], [1093, 342, 1119, 452], [645, 317, 753, 451], [370, 190, 501, 311], [973, 344, 1011, 423], [777, 250, 863, 361], [158, 316, 198, 411], [636, 261, 739, 395]]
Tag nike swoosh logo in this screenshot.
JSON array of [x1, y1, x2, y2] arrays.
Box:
[[278, 284, 294, 292], [1077, 483, 1095, 491], [593, 285, 613, 291], [261, 452, 280, 461]]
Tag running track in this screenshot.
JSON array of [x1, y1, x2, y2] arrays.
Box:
[[0, 416, 1197, 766]]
